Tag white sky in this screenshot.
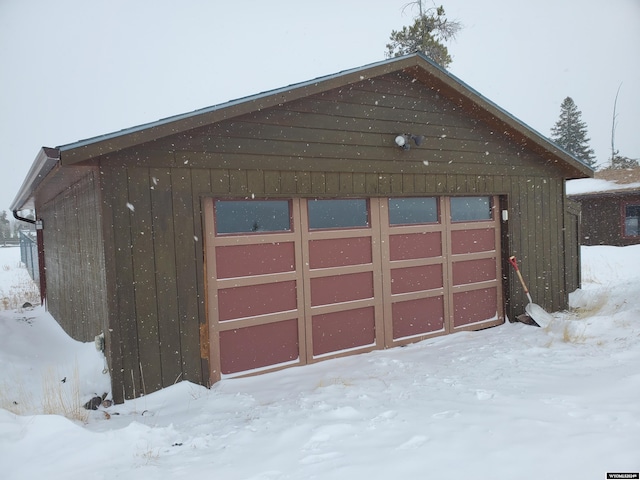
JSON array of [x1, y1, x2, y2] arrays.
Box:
[[1, 0, 639, 213]]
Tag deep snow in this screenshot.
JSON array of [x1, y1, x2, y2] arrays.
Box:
[[1, 245, 639, 479]]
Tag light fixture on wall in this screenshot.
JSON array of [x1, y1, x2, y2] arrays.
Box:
[[394, 133, 425, 150]]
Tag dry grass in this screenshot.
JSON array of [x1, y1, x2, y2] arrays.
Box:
[[316, 376, 354, 388], [0, 363, 88, 423], [0, 262, 40, 310], [561, 324, 588, 344], [41, 365, 88, 423], [0, 373, 37, 416], [569, 291, 608, 319]]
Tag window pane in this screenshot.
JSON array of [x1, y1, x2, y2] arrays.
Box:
[[389, 197, 438, 225], [308, 199, 369, 230], [625, 204, 640, 236], [215, 200, 291, 234], [450, 196, 492, 222]]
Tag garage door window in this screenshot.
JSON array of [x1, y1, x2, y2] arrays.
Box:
[[308, 199, 369, 230], [388, 197, 438, 225], [450, 196, 492, 222], [215, 200, 291, 234]]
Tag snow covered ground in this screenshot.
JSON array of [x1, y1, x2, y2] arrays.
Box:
[[1, 244, 639, 479]]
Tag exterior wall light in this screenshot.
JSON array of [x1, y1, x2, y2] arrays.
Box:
[[395, 134, 425, 150]]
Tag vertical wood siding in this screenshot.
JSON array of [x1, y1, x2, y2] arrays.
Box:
[[40, 170, 108, 343], [101, 165, 211, 401]]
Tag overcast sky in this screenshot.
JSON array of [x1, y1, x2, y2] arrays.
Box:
[[1, 0, 639, 213]]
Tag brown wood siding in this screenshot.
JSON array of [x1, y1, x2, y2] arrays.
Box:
[[114, 72, 559, 179], [502, 176, 569, 315], [38, 170, 108, 343], [100, 165, 209, 402], [573, 193, 640, 246]]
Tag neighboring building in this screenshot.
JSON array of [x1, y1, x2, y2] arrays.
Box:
[[11, 53, 592, 403], [567, 167, 640, 246]]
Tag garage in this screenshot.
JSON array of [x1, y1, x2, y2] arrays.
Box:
[[204, 195, 503, 380], [11, 53, 593, 402]]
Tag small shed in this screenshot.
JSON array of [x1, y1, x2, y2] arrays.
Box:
[[567, 167, 640, 246], [11, 53, 592, 403]]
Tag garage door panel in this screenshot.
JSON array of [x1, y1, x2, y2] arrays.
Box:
[[391, 264, 444, 294], [311, 271, 374, 306], [450, 228, 495, 254], [389, 232, 442, 261], [312, 307, 376, 357], [452, 258, 497, 286], [453, 287, 498, 328], [220, 319, 299, 374], [308, 237, 372, 268], [392, 296, 445, 339], [218, 281, 297, 321], [215, 242, 295, 278]]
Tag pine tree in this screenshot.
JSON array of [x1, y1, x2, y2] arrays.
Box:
[[0, 211, 10, 243], [550, 97, 596, 167], [385, 3, 461, 68]]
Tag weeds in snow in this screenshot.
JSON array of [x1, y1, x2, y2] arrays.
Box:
[[316, 376, 354, 388], [41, 365, 88, 422], [136, 444, 161, 465], [0, 373, 37, 415], [568, 289, 608, 318], [0, 262, 40, 310], [561, 324, 587, 344], [0, 362, 88, 423]]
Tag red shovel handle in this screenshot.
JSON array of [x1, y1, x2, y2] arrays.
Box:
[[509, 255, 530, 295]]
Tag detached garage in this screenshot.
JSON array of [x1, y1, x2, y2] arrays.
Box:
[[11, 53, 592, 403]]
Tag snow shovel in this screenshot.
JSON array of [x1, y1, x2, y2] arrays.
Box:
[[508, 255, 554, 328]]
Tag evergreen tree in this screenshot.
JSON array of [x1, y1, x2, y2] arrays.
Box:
[[0, 211, 10, 243], [385, 3, 461, 68], [550, 97, 596, 167]]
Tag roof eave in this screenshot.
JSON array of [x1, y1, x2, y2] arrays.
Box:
[[10, 147, 60, 212]]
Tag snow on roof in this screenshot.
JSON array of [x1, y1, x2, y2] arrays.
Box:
[[567, 168, 640, 195]]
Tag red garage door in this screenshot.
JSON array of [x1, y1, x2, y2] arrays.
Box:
[[204, 196, 503, 381]]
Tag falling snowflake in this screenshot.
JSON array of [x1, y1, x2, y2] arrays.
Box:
[[126, 203, 135, 212]]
